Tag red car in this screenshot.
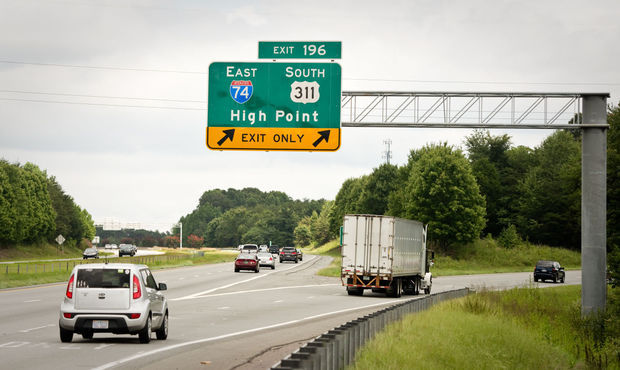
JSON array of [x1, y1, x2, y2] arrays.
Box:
[[234, 253, 260, 273]]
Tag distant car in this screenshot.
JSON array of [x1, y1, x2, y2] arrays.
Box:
[[131, 244, 138, 254], [269, 245, 280, 255], [59, 263, 168, 343], [240, 244, 259, 253], [119, 244, 135, 257], [279, 247, 299, 263], [534, 260, 565, 283], [296, 248, 303, 261], [105, 244, 118, 249], [259, 245, 269, 252], [257, 252, 276, 269], [235, 252, 260, 273], [82, 247, 99, 259]]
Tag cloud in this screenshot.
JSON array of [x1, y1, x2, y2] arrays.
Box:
[[226, 5, 267, 27]]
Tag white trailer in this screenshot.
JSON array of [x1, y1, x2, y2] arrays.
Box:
[[341, 214, 433, 297]]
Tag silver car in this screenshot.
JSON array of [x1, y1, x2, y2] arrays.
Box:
[[59, 263, 168, 343], [257, 252, 276, 269]]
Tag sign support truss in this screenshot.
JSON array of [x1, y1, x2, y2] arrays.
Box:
[[341, 91, 608, 129]]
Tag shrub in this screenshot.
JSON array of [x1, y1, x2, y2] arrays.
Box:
[[498, 224, 521, 248]]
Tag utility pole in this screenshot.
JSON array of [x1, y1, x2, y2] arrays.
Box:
[[382, 139, 392, 164], [175, 222, 183, 249]]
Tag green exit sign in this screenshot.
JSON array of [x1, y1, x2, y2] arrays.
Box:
[[259, 41, 341, 59]]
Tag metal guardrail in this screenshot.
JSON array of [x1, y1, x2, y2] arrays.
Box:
[[1, 254, 191, 275], [272, 288, 470, 370]]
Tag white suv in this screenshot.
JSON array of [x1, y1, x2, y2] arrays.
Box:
[[59, 263, 168, 343]]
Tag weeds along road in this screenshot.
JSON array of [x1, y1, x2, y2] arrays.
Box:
[[0, 256, 581, 370]]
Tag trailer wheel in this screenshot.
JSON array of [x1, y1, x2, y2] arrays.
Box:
[[386, 279, 402, 298]]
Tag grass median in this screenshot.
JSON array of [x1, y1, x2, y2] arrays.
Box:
[[0, 249, 237, 289], [349, 285, 619, 369]]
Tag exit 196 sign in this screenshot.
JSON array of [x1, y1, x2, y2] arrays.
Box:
[[258, 41, 342, 59], [207, 62, 341, 151]]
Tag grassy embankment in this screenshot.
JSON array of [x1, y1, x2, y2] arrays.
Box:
[[349, 285, 619, 369], [0, 245, 237, 289], [305, 238, 582, 277]]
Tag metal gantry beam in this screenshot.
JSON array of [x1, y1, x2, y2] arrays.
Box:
[[341, 91, 609, 129]]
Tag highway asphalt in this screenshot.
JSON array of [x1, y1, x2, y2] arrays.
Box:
[[0, 255, 581, 370]]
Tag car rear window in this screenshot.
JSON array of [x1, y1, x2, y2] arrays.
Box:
[[536, 261, 554, 267], [282, 247, 295, 251], [76, 268, 131, 289]]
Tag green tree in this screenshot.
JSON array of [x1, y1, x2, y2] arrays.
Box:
[[386, 164, 413, 217], [310, 201, 334, 246], [328, 176, 367, 235], [294, 218, 312, 247], [0, 161, 55, 244], [516, 131, 581, 249], [358, 164, 399, 215], [205, 207, 252, 247], [404, 143, 486, 249], [464, 130, 511, 236]]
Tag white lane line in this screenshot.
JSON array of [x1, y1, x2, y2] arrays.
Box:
[[19, 324, 54, 333], [60, 346, 81, 350], [217, 306, 230, 310], [171, 283, 338, 302], [307, 296, 315, 299], [95, 344, 114, 350], [273, 300, 284, 303], [0, 341, 29, 348], [23, 299, 41, 303], [172, 256, 317, 301], [92, 297, 408, 370]]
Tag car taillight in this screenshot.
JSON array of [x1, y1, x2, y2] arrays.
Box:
[[292, 252, 297, 255], [63, 312, 73, 318], [133, 274, 141, 299], [129, 313, 141, 319], [552, 268, 557, 272], [269, 257, 273, 261], [66, 273, 75, 299]]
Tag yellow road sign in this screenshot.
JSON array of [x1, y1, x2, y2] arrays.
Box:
[[206, 127, 340, 151]]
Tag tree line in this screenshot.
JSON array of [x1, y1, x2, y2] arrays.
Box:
[[176, 188, 325, 248], [0, 161, 95, 247]]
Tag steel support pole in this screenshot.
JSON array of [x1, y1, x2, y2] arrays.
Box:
[[581, 94, 607, 314]]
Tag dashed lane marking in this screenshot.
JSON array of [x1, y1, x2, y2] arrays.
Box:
[[19, 324, 54, 333], [0, 341, 29, 348]]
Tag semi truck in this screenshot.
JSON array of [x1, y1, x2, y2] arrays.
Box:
[[341, 214, 433, 297]]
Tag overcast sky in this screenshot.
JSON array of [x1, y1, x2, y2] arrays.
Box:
[[1, 0, 619, 231]]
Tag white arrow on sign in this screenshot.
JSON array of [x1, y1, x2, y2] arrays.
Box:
[[55, 234, 65, 245]]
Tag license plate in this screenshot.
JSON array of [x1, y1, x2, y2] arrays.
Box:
[[541, 269, 547, 272], [93, 320, 108, 329]]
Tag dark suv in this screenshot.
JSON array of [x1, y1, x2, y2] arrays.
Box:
[[279, 247, 299, 263], [534, 260, 565, 283], [269, 245, 280, 254]]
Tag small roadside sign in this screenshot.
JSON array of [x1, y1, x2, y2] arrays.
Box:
[[55, 234, 65, 245], [259, 41, 341, 59]]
